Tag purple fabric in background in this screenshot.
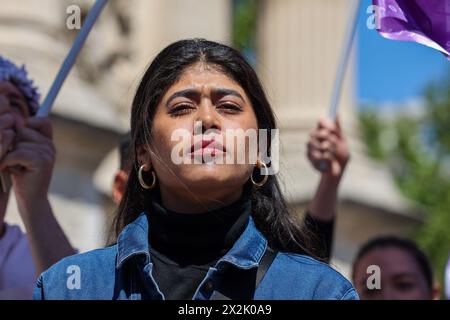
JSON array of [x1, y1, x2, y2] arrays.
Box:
[[373, 0, 450, 58]]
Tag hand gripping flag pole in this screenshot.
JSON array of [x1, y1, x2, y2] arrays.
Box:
[[0, 0, 108, 192]]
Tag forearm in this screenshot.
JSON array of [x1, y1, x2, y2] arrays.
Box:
[[17, 197, 75, 276], [308, 175, 341, 222]]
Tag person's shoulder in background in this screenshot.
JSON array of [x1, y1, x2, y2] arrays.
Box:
[[0, 223, 36, 299]]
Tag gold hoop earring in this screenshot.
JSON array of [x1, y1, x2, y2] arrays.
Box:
[[138, 164, 156, 190], [251, 160, 269, 187]]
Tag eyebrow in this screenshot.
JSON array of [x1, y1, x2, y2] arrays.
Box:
[[393, 272, 421, 279], [166, 89, 198, 107], [213, 88, 245, 101], [166, 88, 245, 107]]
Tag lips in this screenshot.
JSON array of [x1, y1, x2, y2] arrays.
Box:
[[190, 138, 226, 157]]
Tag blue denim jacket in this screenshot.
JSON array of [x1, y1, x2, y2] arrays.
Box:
[[34, 213, 358, 300]]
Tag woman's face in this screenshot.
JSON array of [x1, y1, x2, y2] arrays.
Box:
[[353, 247, 433, 300], [138, 63, 258, 211]]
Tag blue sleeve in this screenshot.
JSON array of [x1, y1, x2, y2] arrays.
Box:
[[340, 288, 359, 300], [33, 275, 45, 300]]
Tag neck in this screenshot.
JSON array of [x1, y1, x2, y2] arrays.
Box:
[[159, 185, 244, 214], [148, 187, 252, 265]]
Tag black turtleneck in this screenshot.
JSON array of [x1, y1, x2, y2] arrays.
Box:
[[147, 189, 251, 300]]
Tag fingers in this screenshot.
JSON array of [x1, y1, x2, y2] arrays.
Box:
[[310, 116, 347, 151], [307, 116, 349, 175], [0, 115, 53, 146], [317, 117, 337, 132], [308, 128, 339, 157], [0, 148, 35, 170], [307, 146, 334, 163], [15, 119, 53, 145], [307, 136, 337, 172], [0, 115, 54, 176], [25, 117, 53, 140], [0, 96, 10, 115], [317, 116, 345, 138], [307, 140, 334, 172], [0, 113, 15, 131], [0, 99, 55, 179], [0, 142, 55, 171], [16, 127, 48, 145], [7, 142, 55, 154], [310, 132, 338, 152], [0, 129, 15, 160], [307, 151, 331, 173], [315, 117, 339, 139], [0, 112, 20, 160]]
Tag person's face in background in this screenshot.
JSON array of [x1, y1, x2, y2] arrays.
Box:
[[137, 63, 258, 213], [0, 81, 31, 235], [353, 246, 440, 300]]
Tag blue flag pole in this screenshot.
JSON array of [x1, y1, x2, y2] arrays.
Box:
[[37, 0, 108, 117], [328, 0, 362, 120]]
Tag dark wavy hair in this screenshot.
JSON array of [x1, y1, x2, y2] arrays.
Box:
[[113, 39, 315, 255]]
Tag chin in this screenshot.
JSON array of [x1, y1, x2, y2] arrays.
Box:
[[182, 164, 246, 187]]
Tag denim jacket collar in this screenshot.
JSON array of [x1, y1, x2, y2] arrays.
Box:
[[116, 213, 151, 269], [215, 217, 267, 270], [116, 212, 267, 271]]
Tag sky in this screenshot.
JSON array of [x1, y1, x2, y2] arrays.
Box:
[[356, 0, 450, 108]]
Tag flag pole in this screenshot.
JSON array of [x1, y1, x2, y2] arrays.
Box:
[[0, 0, 108, 193], [37, 0, 108, 117], [319, 0, 361, 173], [328, 0, 362, 120]]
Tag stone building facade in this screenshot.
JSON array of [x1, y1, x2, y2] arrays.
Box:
[[1, 0, 420, 278]]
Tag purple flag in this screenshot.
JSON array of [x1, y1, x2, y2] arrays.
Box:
[[373, 0, 450, 58]]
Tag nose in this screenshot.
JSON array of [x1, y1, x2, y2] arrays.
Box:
[[195, 100, 220, 134]]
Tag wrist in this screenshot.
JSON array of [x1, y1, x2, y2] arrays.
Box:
[[320, 174, 342, 186], [16, 196, 51, 222]]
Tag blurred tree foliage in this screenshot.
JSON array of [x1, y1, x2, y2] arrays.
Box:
[[359, 77, 450, 290], [359, 110, 388, 161], [232, 0, 258, 52]]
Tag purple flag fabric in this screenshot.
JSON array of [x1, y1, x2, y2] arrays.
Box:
[[373, 0, 450, 58]]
